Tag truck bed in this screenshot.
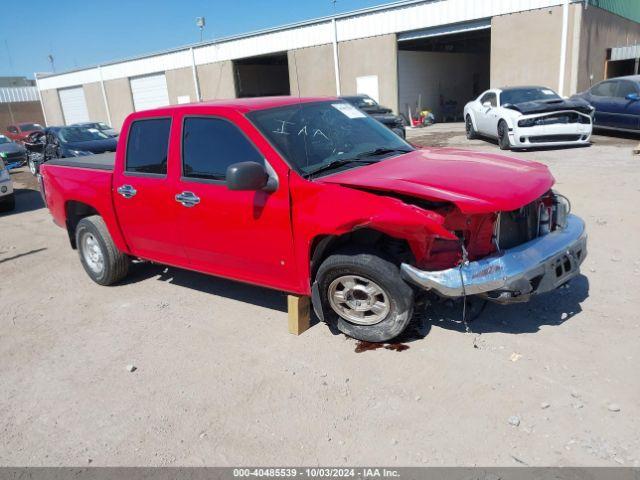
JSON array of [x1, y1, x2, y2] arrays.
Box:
[[45, 152, 115, 171]]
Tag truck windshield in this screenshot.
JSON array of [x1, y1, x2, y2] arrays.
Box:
[[59, 126, 110, 143], [247, 101, 412, 177]]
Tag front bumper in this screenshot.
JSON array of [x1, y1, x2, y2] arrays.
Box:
[[511, 114, 592, 148], [401, 214, 587, 304]]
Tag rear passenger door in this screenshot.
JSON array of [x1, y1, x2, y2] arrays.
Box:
[[112, 116, 189, 266], [174, 113, 297, 291]]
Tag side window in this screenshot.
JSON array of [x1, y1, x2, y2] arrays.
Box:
[[126, 118, 171, 175], [591, 81, 617, 97], [182, 117, 263, 181], [8, 126, 18, 134], [616, 80, 638, 98], [480, 92, 497, 107]]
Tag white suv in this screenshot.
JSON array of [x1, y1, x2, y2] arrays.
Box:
[[0, 157, 15, 212]]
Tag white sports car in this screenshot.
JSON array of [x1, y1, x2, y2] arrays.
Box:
[[464, 86, 594, 150]]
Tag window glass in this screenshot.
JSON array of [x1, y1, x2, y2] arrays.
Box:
[[616, 81, 638, 98], [247, 101, 412, 177], [182, 117, 263, 181], [480, 92, 497, 107], [8, 126, 18, 133], [126, 118, 171, 175], [591, 81, 617, 97], [499, 88, 560, 105]]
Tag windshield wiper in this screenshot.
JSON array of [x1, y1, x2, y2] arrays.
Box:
[[352, 147, 413, 160], [304, 158, 380, 178]]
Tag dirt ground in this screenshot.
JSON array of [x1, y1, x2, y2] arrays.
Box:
[[1, 125, 639, 467]]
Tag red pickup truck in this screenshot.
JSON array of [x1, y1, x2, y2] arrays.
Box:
[[40, 97, 587, 342]]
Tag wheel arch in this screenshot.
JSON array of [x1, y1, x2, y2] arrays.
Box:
[[65, 200, 100, 249]]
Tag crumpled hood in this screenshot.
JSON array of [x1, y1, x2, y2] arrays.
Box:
[[317, 148, 555, 214], [505, 97, 593, 115]]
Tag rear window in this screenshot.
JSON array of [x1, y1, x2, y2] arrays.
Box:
[[125, 118, 171, 175]]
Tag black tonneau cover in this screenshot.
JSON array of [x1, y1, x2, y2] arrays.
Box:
[[46, 152, 115, 171], [504, 98, 593, 115]]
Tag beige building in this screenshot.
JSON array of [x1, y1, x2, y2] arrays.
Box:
[[36, 0, 640, 130]]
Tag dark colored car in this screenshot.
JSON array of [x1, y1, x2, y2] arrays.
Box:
[[71, 122, 118, 138], [572, 75, 640, 132], [4, 122, 45, 143], [0, 134, 28, 167], [341, 95, 406, 138], [26, 126, 118, 174]]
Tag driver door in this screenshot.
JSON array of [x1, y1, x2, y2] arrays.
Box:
[[173, 111, 298, 292], [476, 92, 498, 136]]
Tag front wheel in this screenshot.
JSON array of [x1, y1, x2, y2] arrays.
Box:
[[316, 250, 414, 342], [28, 158, 38, 175], [76, 215, 129, 285], [497, 120, 511, 150], [0, 194, 15, 212], [465, 115, 477, 140]]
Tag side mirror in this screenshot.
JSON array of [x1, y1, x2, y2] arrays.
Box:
[[226, 161, 271, 191], [625, 92, 640, 101], [482, 101, 492, 108]]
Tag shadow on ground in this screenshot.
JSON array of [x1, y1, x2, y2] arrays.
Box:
[[0, 189, 45, 216], [428, 274, 590, 335], [123, 261, 287, 312]]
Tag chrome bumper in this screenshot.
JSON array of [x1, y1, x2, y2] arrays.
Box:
[[401, 214, 587, 304]]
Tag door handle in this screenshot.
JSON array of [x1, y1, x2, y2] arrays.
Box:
[[117, 184, 137, 198], [175, 191, 200, 207]]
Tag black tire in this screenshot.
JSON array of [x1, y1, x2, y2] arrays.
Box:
[[75, 215, 129, 285], [465, 115, 477, 140], [28, 157, 38, 176], [497, 120, 511, 150], [316, 249, 414, 342], [0, 194, 15, 212]]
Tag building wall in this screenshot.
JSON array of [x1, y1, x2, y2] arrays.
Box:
[[40, 89, 64, 126], [0, 102, 45, 129], [83, 82, 109, 124], [166, 67, 198, 104], [338, 34, 399, 113], [398, 50, 489, 121], [288, 44, 337, 97], [197, 61, 236, 100], [104, 78, 134, 131], [578, 5, 640, 91]]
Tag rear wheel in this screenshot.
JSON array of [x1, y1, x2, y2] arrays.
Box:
[[498, 120, 511, 150], [76, 215, 129, 285], [465, 115, 477, 140], [316, 250, 414, 342]]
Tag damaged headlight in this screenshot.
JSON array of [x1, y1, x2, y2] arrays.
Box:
[[518, 118, 537, 128], [553, 192, 571, 229]]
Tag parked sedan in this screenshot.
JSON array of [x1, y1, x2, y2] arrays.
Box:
[[464, 86, 593, 150], [26, 126, 118, 175], [0, 157, 15, 212], [71, 122, 118, 138], [572, 75, 640, 132], [0, 134, 28, 167], [4, 122, 44, 143], [341, 95, 406, 138]]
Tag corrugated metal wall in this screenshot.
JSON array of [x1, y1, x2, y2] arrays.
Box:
[[37, 0, 574, 92], [588, 0, 640, 23]]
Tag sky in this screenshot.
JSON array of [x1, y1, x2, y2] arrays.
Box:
[[0, 0, 390, 78]]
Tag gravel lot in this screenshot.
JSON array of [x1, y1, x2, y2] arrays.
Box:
[[1, 125, 639, 466]]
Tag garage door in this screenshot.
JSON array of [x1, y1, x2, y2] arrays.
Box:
[[130, 73, 169, 112], [58, 87, 90, 125]]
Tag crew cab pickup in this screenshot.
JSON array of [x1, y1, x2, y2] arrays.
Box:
[[40, 97, 587, 342]]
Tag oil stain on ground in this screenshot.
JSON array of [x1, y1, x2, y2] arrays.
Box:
[[354, 341, 410, 353]]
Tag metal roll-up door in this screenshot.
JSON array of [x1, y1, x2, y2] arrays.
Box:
[[130, 73, 170, 112], [59, 87, 90, 125]]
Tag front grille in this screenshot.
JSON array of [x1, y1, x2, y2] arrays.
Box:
[[529, 134, 582, 143], [496, 201, 542, 250], [518, 113, 591, 127]]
